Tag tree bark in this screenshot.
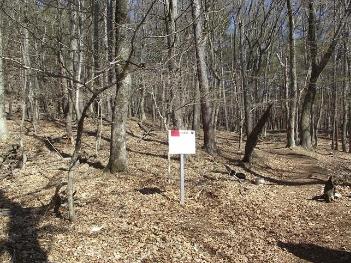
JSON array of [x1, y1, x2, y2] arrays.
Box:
[[0, 20, 7, 140], [239, 20, 252, 137], [107, 0, 131, 172], [300, 0, 350, 149], [221, 61, 229, 131], [331, 53, 338, 150], [191, 0, 217, 154], [192, 78, 200, 131], [69, 0, 83, 120], [313, 87, 323, 147], [165, 0, 182, 128], [58, 49, 74, 145], [342, 36, 349, 152], [300, 77, 318, 149], [139, 77, 147, 122], [139, 30, 147, 122], [286, 0, 298, 147], [106, 0, 114, 84], [21, 18, 31, 141]]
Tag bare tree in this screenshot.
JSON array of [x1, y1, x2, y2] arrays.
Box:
[[341, 27, 349, 151], [191, 0, 217, 154], [300, 0, 351, 149], [235, 0, 283, 137], [164, 0, 182, 128], [107, 0, 132, 172], [0, 17, 6, 140], [286, 0, 298, 147]]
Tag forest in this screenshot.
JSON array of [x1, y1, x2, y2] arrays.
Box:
[[0, 0, 351, 262]]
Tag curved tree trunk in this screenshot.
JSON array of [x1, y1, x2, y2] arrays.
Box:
[[300, 0, 349, 149]]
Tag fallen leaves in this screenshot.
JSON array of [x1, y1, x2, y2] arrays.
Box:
[[0, 119, 351, 262]]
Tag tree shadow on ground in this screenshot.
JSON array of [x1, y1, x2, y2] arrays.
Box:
[[219, 150, 325, 186], [278, 241, 351, 263], [85, 130, 110, 142], [254, 162, 327, 179], [127, 148, 168, 160], [0, 190, 48, 263], [218, 147, 328, 185], [32, 134, 105, 170], [85, 129, 168, 146], [78, 155, 105, 170], [32, 134, 71, 158], [126, 130, 168, 145], [137, 187, 163, 195], [241, 165, 325, 186], [257, 148, 319, 161]]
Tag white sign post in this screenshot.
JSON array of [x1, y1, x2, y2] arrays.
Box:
[[168, 130, 196, 205]]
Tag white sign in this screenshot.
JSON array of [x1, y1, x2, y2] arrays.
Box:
[[168, 130, 196, 154]]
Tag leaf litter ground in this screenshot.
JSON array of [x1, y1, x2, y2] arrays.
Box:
[[0, 118, 350, 262]]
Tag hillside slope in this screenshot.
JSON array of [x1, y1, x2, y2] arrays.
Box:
[[0, 118, 350, 262]]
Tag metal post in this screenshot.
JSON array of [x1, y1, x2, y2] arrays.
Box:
[[168, 153, 171, 183], [180, 154, 185, 205]]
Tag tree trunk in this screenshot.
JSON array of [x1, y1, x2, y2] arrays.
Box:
[[0, 21, 7, 140], [106, 0, 114, 84], [22, 21, 31, 141], [108, 76, 131, 172], [139, 78, 147, 122], [107, 0, 131, 172], [313, 87, 323, 147], [284, 56, 289, 133], [332, 53, 338, 150], [239, 21, 252, 137], [192, 79, 200, 131], [300, 77, 318, 149], [342, 38, 349, 152], [286, 0, 298, 147], [191, 0, 216, 154], [59, 50, 74, 145], [221, 63, 229, 131], [165, 0, 182, 128], [92, 0, 100, 116], [300, 0, 349, 148], [69, 0, 83, 120], [139, 29, 147, 122], [349, 96, 351, 153], [92, 0, 102, 151]]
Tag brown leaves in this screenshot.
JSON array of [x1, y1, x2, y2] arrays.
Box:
[[1, 120, 351, 262]]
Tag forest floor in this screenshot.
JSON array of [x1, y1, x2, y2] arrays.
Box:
[[0, 117, 351, 263]]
